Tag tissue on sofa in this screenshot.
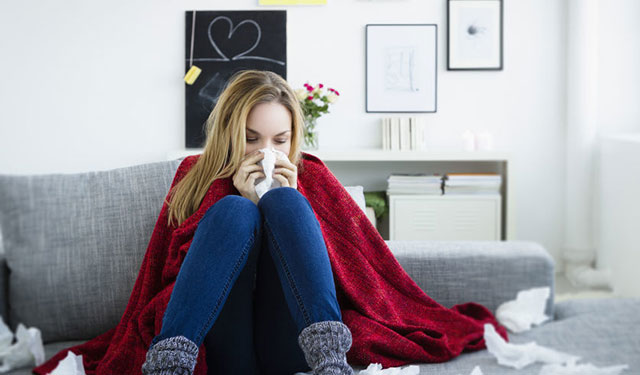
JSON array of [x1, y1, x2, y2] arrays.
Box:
[[495, 286, 551, 333], [0, 317, 44, 373]]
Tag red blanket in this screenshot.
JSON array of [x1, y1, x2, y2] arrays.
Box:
[[33, 152, 508, 374]]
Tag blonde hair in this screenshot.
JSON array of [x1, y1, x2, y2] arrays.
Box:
[[166, 69, 305, 228]]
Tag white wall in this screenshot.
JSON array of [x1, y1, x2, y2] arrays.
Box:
[[0, 1, 568, 266], [597, 0, 640, 136]]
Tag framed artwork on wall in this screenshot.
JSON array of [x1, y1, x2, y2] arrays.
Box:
[[365, 24, 438, 113], [447, 0, 503, 70]]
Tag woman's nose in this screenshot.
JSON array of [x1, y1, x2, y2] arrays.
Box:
[[261, 141, 275, 149]]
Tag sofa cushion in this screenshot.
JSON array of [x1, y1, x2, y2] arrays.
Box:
[[0, 159, 181, 343]]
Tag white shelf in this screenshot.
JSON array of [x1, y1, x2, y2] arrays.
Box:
[[307, 149, 511, 162], [168, 148, 512, 162]]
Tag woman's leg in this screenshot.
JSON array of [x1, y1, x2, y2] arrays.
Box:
[[202, 223, 261, 375], [254, 187, 351, 375], [143, 195, 261, 375], [253, 234, 310, 374]]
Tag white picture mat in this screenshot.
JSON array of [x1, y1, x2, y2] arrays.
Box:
[[449, 1, 501, 68], [366, 25, 437, 112]]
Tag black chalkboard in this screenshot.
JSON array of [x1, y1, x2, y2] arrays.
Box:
[[185, 10, 287, 148]]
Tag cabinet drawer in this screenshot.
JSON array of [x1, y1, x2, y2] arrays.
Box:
[[389, 195, 501, 240]]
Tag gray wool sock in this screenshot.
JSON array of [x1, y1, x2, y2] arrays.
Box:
[[298, 320, 355, 375], [141, 336, 199, 375]]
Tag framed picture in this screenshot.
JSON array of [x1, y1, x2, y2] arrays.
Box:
[[366, 24, 438, 113], [447, 0, 503, 70]]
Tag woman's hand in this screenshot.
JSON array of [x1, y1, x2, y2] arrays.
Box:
[[273, 157, 298, 190], [232, 150, 265, 205]]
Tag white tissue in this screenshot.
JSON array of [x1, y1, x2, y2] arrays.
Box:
[[0, 316, 44, 373], [356, 362, 420, 375], [254, 147, 289, 199], [483, 323, 580, 370], [496, 286, 551, 333], [47, 350, 86, 375]]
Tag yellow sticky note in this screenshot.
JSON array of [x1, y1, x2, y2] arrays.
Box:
[[184, 65, 202, 85]]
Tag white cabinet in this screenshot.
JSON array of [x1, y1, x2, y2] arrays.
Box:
[[388, 194, 501, 240]]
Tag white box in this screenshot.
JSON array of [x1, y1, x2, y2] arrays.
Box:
[[388, 194, 501, 240]]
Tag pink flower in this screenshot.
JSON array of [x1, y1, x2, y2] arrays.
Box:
[[306, 85, 313, 92], [307, 95, 314, 101], [318, 83, 324, 88]]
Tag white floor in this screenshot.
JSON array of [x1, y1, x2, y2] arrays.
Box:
[[554, 271, 619, 302]]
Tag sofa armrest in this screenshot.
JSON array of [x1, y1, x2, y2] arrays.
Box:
[[0, 254, 7, 323], [386, 240, 556, 318]]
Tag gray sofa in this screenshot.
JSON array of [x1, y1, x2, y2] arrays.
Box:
[[0, 158, 638, 375]]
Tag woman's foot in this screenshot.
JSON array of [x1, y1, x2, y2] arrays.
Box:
[[141, 336, 199, 375], [297, 321, 354, 375]]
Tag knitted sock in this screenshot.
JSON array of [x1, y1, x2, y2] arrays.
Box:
[[141, 336, 199, 375], [297, 320, 354, 375]]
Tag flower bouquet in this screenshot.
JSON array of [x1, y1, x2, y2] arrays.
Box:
[[295, 82, 340, 150]]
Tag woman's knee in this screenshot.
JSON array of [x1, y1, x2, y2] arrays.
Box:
[[257, 187, 307, 217], [199, 195, 261, 238]]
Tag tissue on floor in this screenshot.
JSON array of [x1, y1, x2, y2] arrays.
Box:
[[254, 147, 289, 199], [483, 323, 580, 370], [356, 362, 420, 375], [47, 350, 86, 375], [495, 286, 551, 333], [0, 317, 44, 373], [483, 323, 629, 374]]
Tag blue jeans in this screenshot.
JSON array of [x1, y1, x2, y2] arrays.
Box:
[[149, 187, 343, 375]]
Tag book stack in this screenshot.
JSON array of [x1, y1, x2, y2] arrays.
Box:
[[443, 173, 502, 195], [382, 117, 426, 151], [386, 173, 443, 195]]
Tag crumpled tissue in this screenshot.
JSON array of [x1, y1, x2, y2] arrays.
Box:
[[48, 350, 86, 375], [0, 316, 44, 373], [483, 323, 629, 374], [254, 146, 289, 199], [496, 286, 551, 333], [355, 363, 420, 374], [483, 323, 580, 370]]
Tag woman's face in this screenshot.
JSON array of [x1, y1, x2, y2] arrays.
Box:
[[244, 102, 292, 157]]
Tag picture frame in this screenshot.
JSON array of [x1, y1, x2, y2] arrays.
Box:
[[365, 24, 438, 113], [447, 0, 503, 70]]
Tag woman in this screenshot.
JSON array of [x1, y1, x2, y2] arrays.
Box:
[[141, 70, 353, 375]]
